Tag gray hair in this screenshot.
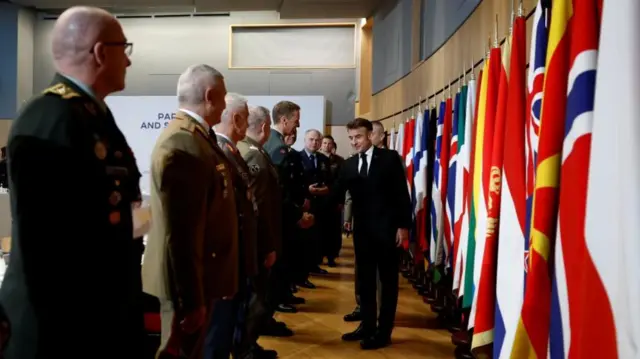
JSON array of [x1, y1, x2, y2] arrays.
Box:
[[51, 7, 114, 65], [248, 105, 270, 130], [220, 93, 248, 124], [176, 64, 224, 106], [305, 129, 322, 137]]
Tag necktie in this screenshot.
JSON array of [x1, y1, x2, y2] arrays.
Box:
[[359, 153, 368, 177], [310, 154, 316, 169]]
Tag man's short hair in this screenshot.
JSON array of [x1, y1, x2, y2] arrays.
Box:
[[272, 101, 300, 124], [248, 105, 270, 129], [323, 135, 337, 149], [346, 118, 373, 132], [372, 121, 384, 131]]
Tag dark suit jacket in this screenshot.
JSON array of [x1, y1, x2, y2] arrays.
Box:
[[0, 74, 142, 359], [334, 146, 412, 244], [216, 134, 259, 278], [299, 150, 333, 212], [142, 112, 239, 312], [237, 136, 282, 259]]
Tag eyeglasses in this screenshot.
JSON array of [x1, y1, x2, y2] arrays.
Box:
[[90, 42, 133, 56]]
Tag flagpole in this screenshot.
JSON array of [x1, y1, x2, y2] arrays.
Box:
[[518, 0, 524, 17], [494, 14, 499, 48]]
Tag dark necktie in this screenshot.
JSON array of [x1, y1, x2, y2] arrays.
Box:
[[310, 154, 316, 169], [359, 153, 368, 177]]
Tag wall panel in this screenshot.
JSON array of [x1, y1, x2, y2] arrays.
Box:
[[373, 0, 539, 131]]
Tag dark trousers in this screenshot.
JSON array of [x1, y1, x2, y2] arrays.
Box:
[[321, 210, 343, 260], [238, 268, 270, 354], [354, 238, 399, 335], [204, 281, 250, 359]]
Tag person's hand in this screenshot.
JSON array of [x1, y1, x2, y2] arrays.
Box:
[[264, 251, 276, 269], [181, 306, 206, 334], [344, 221, 352, 232], [309, 183, 329, 195], [395, 228, 409, 247], [302, 199, 311, 211], [298, 212, 315, 228]]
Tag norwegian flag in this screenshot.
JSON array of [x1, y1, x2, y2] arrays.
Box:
[[550, 0, 607, 358]]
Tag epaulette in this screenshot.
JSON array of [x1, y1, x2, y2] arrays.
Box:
[[42, 83, 81, 100]]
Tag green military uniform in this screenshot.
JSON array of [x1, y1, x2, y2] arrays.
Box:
[[237, 136, 282, 351], [0, 74, 143, 359], [215, 134, 259, 279]]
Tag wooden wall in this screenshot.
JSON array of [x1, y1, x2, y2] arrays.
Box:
[[361, 0, 539, 131]]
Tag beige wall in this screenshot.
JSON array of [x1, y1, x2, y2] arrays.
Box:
[[0, 121, 12, 148], [365, 0, 538, 132]]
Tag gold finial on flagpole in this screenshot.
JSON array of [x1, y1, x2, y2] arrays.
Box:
[[518, 0, 524, 17]]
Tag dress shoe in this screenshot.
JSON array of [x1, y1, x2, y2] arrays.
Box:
[[275, 304, 297, 313], [284, 295, 305, 305], [311, 266, 328, 275], [297, 280, 316, 289], [290, 285, 298, 293], [254, 344, 278, 359], [360, 332, 391, 350], [327, 259, 337, 267], [261, 322, 294, 337], [343, 307, 362, 322], [341, 324, 374, 342]]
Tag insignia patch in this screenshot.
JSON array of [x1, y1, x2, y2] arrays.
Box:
[[94, 141, 107, 160], [42, 83, 81, 100], [249, 145, 259, 150], [249, 164, 260, 174]]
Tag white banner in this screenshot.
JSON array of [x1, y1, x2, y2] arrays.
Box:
[[105, 95, 326, 196]]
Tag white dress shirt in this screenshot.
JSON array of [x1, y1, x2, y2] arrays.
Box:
[[179, 108, 209, 131], [357, 145, 374, 175]]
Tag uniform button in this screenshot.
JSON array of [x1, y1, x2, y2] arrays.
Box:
[[109, 191, 122, 206], [109, 211, 121, 225], [211, 252, 217, 258]]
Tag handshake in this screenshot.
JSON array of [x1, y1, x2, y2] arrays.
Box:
[[297, 212, 315, 229]]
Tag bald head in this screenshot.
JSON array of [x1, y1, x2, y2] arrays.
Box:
[[51, 7, 116, 65]]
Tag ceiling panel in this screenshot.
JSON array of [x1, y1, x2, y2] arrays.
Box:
[[10, 0, 378, 18]]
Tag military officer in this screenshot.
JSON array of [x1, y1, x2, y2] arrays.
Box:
[[237, 105, 288, 353], [142, 65, 239, 359], [206, 93, 260, 359], [263, 101, 314, 314], [0, 7, 143, 359], [319, 135, 345, 267]]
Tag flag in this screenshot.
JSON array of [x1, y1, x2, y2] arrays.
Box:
[[452, 83, 469, 292], [468, 44, 501, 329], [435, 98, 453, 267], [445, 93, 459, 270], [430, 101, 446, 264], [584, 1, 639, 357], [551, 0, 610, 358], [473, 29, 512, 351], [413, 111, 428, 254], [422, 106, 438, 260], [389, 127, 396, 151], [494, 14, 528, 359], [511, 0, 572, 357], [395, 121, 405, 157], [462, 65, 486, 309], [525, 0, 549, 273], [453, 77, 475, 295]]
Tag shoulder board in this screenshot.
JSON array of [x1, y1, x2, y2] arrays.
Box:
[[249, 145, 259, 151], [42, 83, 81, 100]]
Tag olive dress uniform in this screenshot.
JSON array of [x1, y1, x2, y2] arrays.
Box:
[[236, 136, 281, 349], [0, 74, 143, 359], [204, 133, 259, 358], [262, 129, 307, 298]]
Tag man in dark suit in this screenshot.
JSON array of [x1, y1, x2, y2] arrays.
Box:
[[237, 105, 283, 357], [142, 64, 239, 359], [0, 7, 144, 359], [299, 129, 332, 280], [334, 118, 411, 350], [263, 101, 313, 314], [320, 135, 345, 267]]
